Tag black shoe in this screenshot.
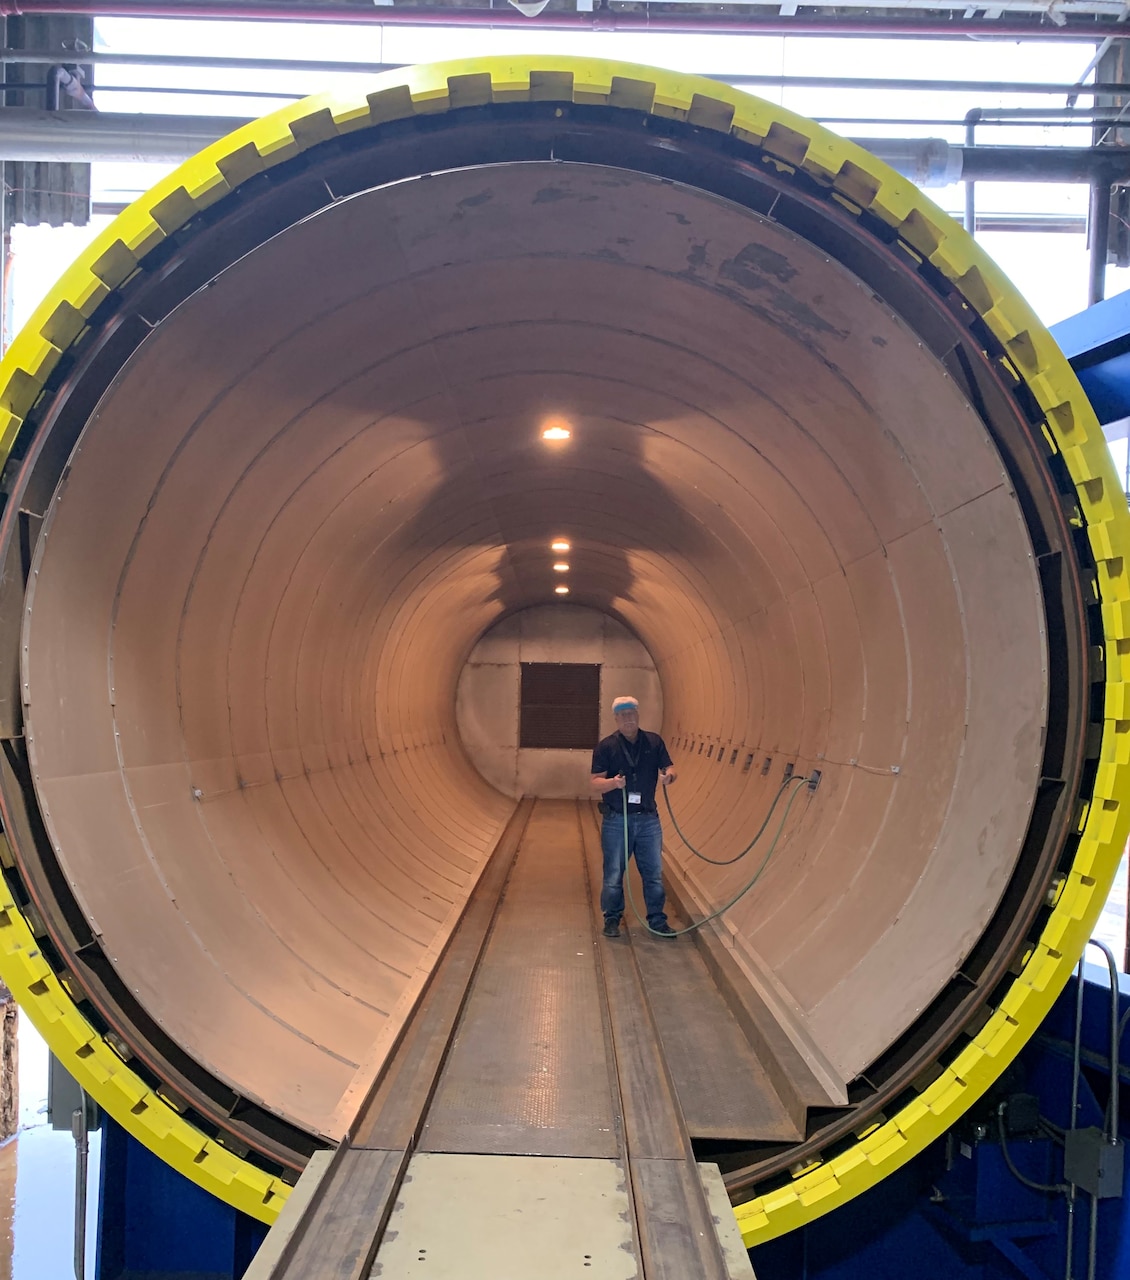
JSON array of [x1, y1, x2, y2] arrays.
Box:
[[650, 922, 677, 938], [602, 919, 621, 938]]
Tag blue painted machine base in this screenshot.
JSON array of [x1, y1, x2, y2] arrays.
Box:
[[91, 971, 1128, 1279], [750, 967, 1130, 1280], [95, 1117, 268, 1280]]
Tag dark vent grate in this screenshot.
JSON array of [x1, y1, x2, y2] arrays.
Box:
[[519, 663, 600, 750]]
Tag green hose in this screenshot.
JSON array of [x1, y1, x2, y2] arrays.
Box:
[[621, 774, 809, 939], [663, 773, 800, 865]]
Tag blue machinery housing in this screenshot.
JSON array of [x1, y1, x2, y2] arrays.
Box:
[[90, 963, 1129, 1279]]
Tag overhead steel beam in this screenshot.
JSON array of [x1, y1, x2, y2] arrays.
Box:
[[4, 50, 1130, 99], [0, 0, 1123, 40]]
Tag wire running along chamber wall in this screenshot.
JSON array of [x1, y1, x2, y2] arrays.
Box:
[[0, 58, 1123, 1245]]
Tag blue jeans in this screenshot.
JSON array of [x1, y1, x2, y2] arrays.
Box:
[[600, 811, 668, 928]]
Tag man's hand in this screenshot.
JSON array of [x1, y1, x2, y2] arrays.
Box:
[[592, 773, 626, 795], [661, 768, 677, 786]]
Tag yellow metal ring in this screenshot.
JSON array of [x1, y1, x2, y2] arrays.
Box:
[[0, 55, 1124, 1231]]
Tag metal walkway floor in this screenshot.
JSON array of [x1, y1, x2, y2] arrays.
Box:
[[248, 798, 790, 1279], [420, 802, 618, 1159]]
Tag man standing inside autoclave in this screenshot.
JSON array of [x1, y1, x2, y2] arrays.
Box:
[[590, 695, 677, 939]]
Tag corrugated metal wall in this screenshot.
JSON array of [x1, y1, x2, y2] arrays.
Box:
[[2, 13, 92, 228]]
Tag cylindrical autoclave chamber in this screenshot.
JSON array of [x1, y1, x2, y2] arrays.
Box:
[[0, 57, 1124, 1246]]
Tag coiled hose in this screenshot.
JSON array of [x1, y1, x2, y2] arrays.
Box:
[[621, 773, 810, 938]]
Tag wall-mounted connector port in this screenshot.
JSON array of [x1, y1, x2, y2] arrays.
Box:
[[807, 769, 822, 792]]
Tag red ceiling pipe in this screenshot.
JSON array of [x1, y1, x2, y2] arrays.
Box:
[[0, 0, 1120, 40]]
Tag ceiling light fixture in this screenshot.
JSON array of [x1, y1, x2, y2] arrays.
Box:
[[555, 585, 569, 595], [553, 562, 569, 572], [551, 540, 570, 552], [541, 418, 572, 442]]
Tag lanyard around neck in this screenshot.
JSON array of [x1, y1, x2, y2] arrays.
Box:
[[619, 732, 642, 771]]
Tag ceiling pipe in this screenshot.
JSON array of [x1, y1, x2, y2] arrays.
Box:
[[0, 108, 234, 161], [964, 107, 979, 234], [6, 50, 1130, 99], [44, 64, 96, 110], [1090, 177, 1113, 305], [0, 0, 1122, 40]]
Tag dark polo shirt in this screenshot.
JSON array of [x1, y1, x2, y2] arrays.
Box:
[[591, 730, 673, 815]]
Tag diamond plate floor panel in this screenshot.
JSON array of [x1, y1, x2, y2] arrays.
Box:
[[420, 801, 619, 1158]]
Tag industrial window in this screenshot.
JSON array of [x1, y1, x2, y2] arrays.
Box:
[[519, 663, 601, 749]]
